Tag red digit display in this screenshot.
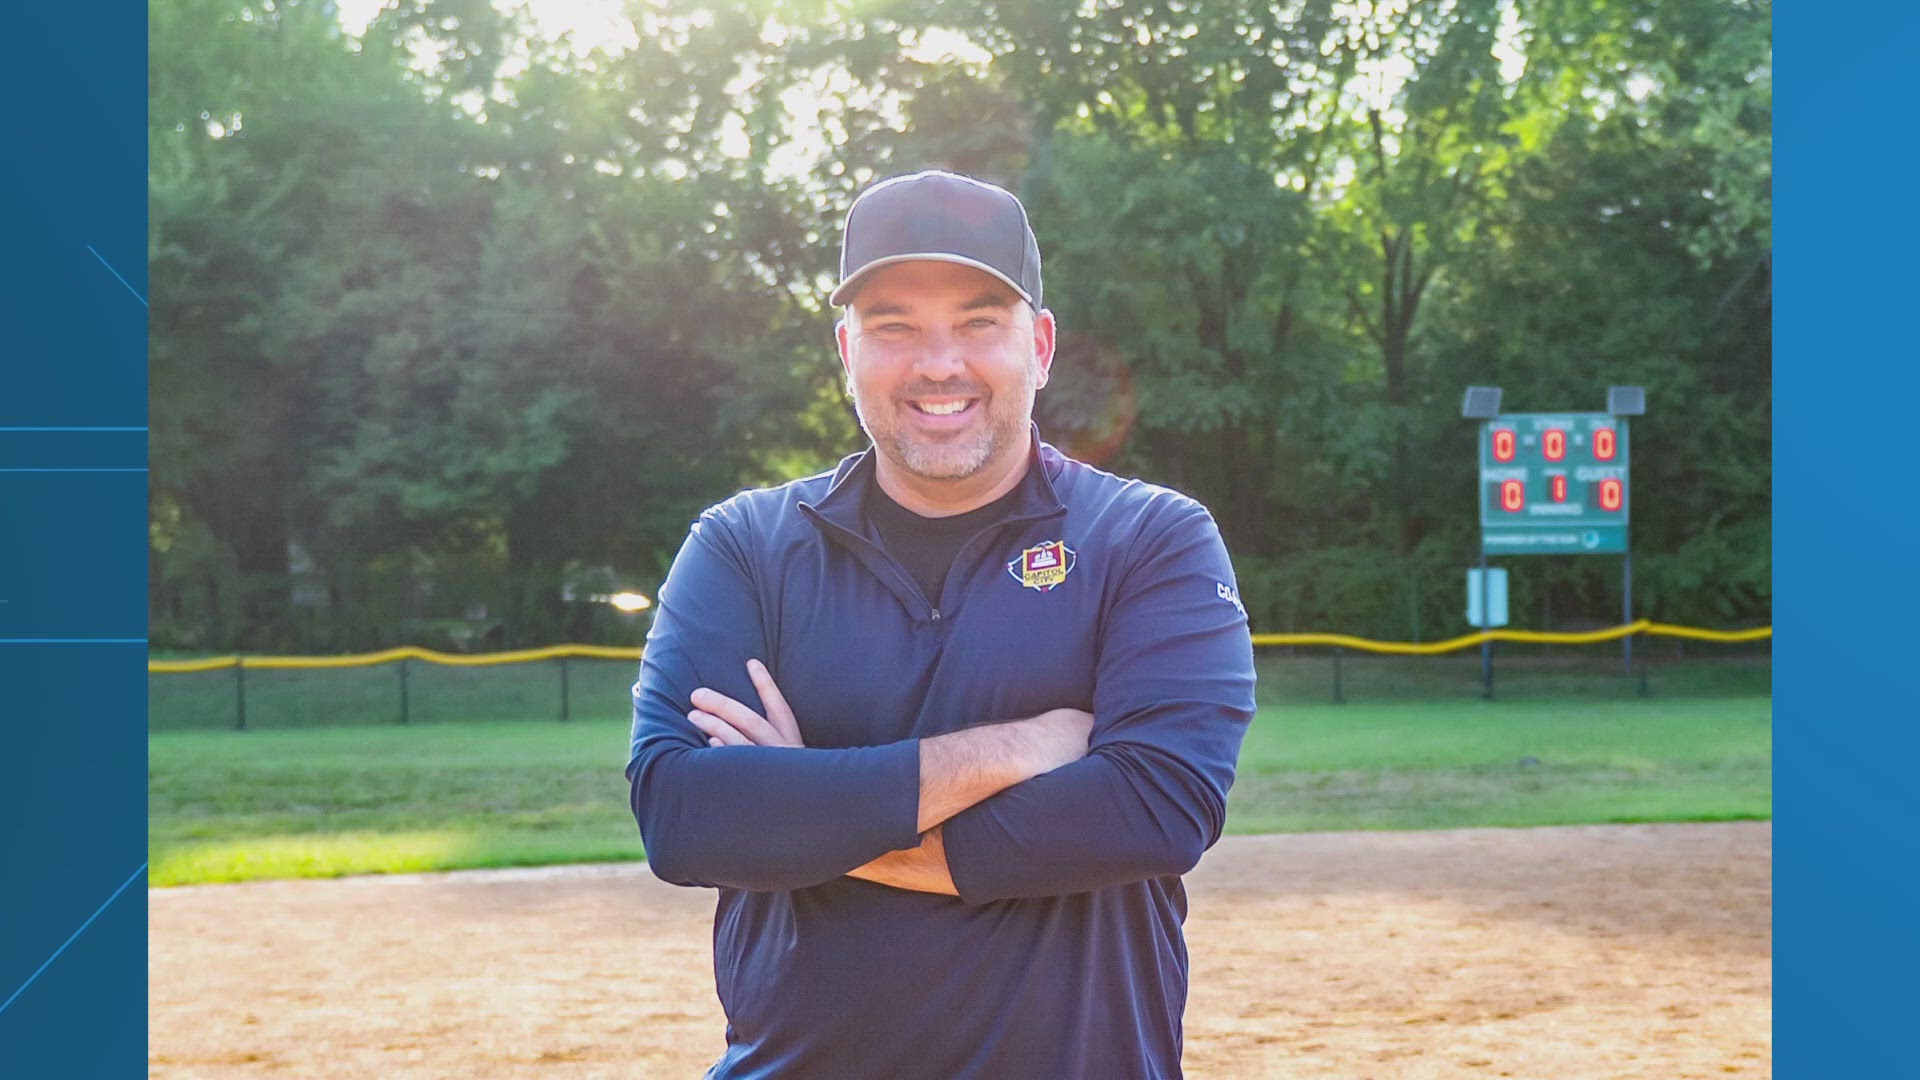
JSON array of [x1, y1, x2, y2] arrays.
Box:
[[1593, 427, 1616, 461], [1492, 429, 1516, 462], [1500, 479, 1525, 512], [1598, 478, 1623, 511], [1542, 428, 1566, 461], [1550, 474, 1568, 503]]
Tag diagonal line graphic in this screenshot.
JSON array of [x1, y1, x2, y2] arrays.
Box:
[[84, 244, 147, 308], [0, 861, 148, 1019]]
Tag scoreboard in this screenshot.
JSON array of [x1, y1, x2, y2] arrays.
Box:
[[1479, 411, 1629, 554]]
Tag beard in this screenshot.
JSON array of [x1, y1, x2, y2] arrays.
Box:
[[850, 360, 1039, 483]]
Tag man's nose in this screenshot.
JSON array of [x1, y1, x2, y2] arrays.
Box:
[[912, 331, 967, 379]]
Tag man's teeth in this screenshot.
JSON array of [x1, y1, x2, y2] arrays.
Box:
[[915, 400, 972, 415]]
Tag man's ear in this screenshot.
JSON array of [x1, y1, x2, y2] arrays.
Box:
[[835, 317, 853, 376], [1031, 308, 1058, 389]]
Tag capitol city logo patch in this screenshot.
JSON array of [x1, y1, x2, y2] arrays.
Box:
[[1008, 540, 1077, 592]]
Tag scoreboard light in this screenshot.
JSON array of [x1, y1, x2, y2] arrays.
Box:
[[1550, 474, 1568, 503], [1462, 386, 1505, 419], [1593, 427, 1617, 461], [1597, 478, 1624, 511], [1607, 385, 1647, 416], [1542, 428, 1566, 461], [1500, 479, 1525, 512], [1491, 428, 1516, 462]]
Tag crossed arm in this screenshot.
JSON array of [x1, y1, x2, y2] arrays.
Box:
[[628, 502, 1253, 902], [685, 659, 1092, 896]]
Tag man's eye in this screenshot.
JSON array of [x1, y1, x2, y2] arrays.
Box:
[[966, 317, 999, 329]]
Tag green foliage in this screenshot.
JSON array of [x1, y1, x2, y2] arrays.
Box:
[[150, 0, 852, 648], [151, 0, 1771, 649]]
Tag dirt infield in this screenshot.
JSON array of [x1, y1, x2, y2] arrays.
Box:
[[150, 822, 1769, 1079]]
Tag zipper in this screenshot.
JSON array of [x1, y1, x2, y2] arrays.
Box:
[[802, 506, 949, 622]]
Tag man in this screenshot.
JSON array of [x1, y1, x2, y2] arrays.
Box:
[[626, 170, 1256, 1079]]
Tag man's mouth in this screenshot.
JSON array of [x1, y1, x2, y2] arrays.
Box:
[[907, 398, 979, 417]]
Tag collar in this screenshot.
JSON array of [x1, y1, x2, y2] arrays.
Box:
[[802, 423, 1067, 536]]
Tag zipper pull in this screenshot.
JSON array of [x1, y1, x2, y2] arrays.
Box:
[[930, 607, 942, 622]]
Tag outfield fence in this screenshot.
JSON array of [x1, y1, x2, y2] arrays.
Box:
[[149, 620, 1770, 731]]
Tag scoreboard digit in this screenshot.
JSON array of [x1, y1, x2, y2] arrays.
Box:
[[1492, 428, 1516, 461], [1593, 427, 1617, 461]]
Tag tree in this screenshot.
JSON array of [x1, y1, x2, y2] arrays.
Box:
[[150, 0, 1773, 645], [151, 0, 438, 580]]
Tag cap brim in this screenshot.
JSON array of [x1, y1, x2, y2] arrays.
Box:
[[829, 252, 1036, 309]]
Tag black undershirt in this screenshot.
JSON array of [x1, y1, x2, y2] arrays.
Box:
[[864, 480, 1023, 608]]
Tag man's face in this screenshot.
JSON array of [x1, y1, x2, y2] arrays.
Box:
[[836, 260, 1055, 485]]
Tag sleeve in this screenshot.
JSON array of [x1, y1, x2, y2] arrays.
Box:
[[938, 501, 1256, 904], [626, 508, 923, 892]]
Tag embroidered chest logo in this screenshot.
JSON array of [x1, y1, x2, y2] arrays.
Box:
[[1008, 540, 1077, 592]]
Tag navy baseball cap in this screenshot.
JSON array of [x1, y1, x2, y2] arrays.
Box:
[[830, 170, 1043, 309]]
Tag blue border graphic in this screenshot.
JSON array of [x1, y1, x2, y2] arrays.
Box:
[[0, 0, 1882, 1073], [0, 2, 149, 1072], [1774, 0, 1918, 1073]]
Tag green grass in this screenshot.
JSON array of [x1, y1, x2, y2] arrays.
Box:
[[1228, 696, 1769, 833], [149, 720, 644, 886], [150, 679, 1770, 886]]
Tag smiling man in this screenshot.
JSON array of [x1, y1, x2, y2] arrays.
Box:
[[626, 170, 1257, 1078], [837, 257, 1045, 498]]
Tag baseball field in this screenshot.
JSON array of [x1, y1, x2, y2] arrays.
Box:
[[149, 654, 1771, 1076]]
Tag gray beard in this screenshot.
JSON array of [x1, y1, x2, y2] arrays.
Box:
[[851, 366, 1037, 484]]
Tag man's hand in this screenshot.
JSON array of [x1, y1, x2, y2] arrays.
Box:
[[688, 659, 804, 748]]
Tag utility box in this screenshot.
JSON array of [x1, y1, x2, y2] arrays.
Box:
[[1466, 567, 1510, 628]]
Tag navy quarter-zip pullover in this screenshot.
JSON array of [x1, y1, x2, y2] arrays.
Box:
[[627, 429, 1257, 1079]]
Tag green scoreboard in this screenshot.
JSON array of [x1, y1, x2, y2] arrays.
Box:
[[1479, 412, 1629, 554]]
